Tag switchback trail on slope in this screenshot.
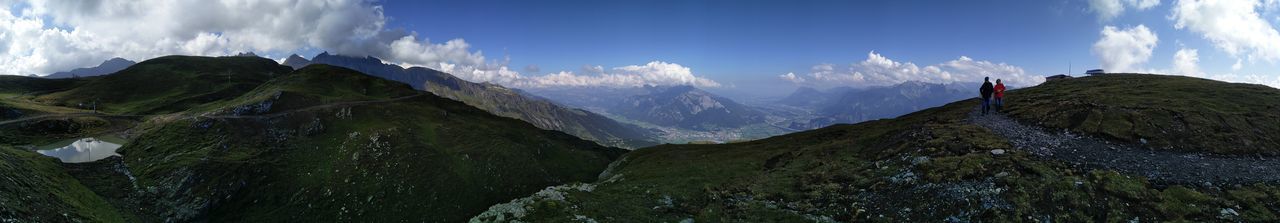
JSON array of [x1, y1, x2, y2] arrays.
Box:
[[968, 109, 1280, 185], [201, 93, 426, 120], [0, 93, 426, 126], [0, 113, 143, 126]]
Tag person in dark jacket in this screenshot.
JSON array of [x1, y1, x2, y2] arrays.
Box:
[[979, 77, 994, 115]]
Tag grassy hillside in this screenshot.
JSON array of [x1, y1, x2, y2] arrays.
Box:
[[110, 64, 626, 222], [306, 53, 657, 148], [426, 80, 658, 148], [36, 56, 292, 115], [0, 146, 126, 222], [1003, 74, 1280, 155], [0, 76, 88, 120], [475, 76, 1280, 222], [0, 75, 82, 95], [192, 64, 420, 115]]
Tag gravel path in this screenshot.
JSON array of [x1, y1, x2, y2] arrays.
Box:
[[0, 113, 144, 126], [969, 109, 1280, 185]]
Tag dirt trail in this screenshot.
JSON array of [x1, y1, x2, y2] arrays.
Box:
[[0, 113, 143, 126], [202, 93, 425, 120], [0, 93, 426, 126], [969, 109, 1280, 185]]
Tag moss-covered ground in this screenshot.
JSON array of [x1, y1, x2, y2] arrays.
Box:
[[1003, 74, 1280, 155]]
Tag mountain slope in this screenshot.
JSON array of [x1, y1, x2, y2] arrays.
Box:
[[776, 86, 827, 107], [100, 63, 627, 222], [608, 85, 764, 131], [44, 58, 137, 79], [0, 146, 127, 222], [819, 81, 973, 123], [0, 76, 87, 120], [1003, 74, 1280, 155], [281, 54, 311, 69], [307, 53, 656, 148], [35, 56, 292, 114], [476, 74, 1280, 222]]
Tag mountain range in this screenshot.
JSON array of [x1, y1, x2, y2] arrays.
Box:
[[526, 85, 768, 130], [42, 58, 137, 79], [607, 85, 765, 131], [775, 81, 977, 129], [284, 53, 657, 148]]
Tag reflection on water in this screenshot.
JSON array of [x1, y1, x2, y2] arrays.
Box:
[[36, 137, 123, 163]]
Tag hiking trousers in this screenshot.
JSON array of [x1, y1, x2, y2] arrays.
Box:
[[981, 97, 991, 114]]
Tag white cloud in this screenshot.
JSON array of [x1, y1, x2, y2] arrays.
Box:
[[1, 0, 490, 76], [1172, 47, 1201, 76], [1090, 0, 1127, 21], [779, 72, 805, 83], [1128, 0, 1162, 10], [1171, 0, 1280, 64], [2, 0, 723, 89], [787, 51, 1042, 88], [1092, 25, 1159, 72], [1233, 59, 1244, 70], [516, 61, 721, 88], [1207, 73, 1280, 88], [1089, 0, 1161, 21]]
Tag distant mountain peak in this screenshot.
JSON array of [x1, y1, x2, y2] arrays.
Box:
[[43, 57, 137, 79], [313, 52, 386, 65], [609, 85, 762, 130], [281, 54, 312, 69]]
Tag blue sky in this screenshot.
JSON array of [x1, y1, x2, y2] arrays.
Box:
[[380, 0, 1098, 84], [368, 0, 1280, 96], [4, 0, 1279, 97]]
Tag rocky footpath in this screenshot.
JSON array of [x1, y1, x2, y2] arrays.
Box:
[[970, 109, 1280, 186]]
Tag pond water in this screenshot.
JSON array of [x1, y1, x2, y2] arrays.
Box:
[[36, 137, 125, 163]]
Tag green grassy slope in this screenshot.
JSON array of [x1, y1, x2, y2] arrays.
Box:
[[115, 65, 626, 222], [476, 76, 1280, 222], [36, 56, 291, 115], [192, 64, 420, 115], [0, 146, 126, 222], [1003, 74, 1280, 155], [0, 75, 82, 95], [426, 81, 658, 149], [0, 76, 88, 120]]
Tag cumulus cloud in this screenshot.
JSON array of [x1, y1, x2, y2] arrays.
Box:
[[1171, 0, 1280, 64], [515, 61, 721, 88], [1089, 0, 1161, 21], [779, 72, 805, 83], [783, 51, 1042, 88], [1092, 25, 1159, 72], [1207, 73, 1280, 88], [1090, 0, 1127, 21], [1129, 0, 1162, 10], [0, 0, 489, 76], [1172, 48, 1202, 76]]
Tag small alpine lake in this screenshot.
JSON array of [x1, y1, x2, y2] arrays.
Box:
[[35, 136, 127, 163]]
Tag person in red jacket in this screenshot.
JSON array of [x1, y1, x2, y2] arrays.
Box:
[[993, 79, 1006, 112]]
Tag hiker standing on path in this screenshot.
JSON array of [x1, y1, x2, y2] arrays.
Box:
[[979, 77, 994, 115], [993, 79, 1006, 112]]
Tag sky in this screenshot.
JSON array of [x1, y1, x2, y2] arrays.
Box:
[[2, 0, 1279, 98]]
